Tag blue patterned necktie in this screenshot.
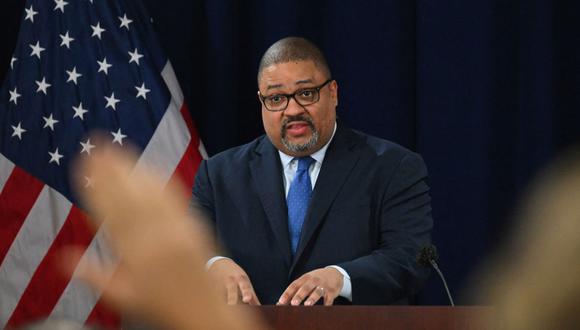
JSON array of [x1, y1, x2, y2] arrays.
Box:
[[287, 156, 315, 255]]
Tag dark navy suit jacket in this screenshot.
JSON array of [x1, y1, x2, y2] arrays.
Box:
[[192, 124, 433, 305]]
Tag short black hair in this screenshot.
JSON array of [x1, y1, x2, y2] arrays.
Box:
[[257, 37, 332, 83]]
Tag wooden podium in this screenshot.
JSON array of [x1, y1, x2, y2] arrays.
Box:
[[257, 306, 492, 330]]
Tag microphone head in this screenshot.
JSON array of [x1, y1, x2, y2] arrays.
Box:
[[417, 245, 439, 267]]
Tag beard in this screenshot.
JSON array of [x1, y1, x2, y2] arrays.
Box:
[[281, 116, 319, 153]]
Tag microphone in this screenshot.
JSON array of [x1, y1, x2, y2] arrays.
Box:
[[417, 245, 455, 306]]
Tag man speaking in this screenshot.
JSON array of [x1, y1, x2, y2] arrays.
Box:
[[192, 37, 433, 306]]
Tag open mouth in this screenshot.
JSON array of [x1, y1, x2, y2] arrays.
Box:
[[284, 121, 311, 136]]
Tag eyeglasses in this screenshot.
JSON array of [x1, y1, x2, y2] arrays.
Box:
[[258, 79, 333, 112]]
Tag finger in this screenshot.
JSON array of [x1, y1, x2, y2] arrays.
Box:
[[278, 280, 302, 305], [72, 136, 135, 212], [60, 248, 117, 293], [238, 280, 260, 305], [249, 294, 261, 306], [58, 247, 88, 278], [87, 271, 144, 314], [324, 295, 334, 306], [74, 140, 189, 232], [304, 286, 325, 306], [242, 292, 261, 306], [323, 291, 334, 306], [64, 250, 136, 312], [290, 282, 316, 306], [226, 281, 239, 305], [74, 144, 198, 257]]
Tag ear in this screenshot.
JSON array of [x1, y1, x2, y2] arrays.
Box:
[[330, 80, 338, 107], [257, 91, 266, 109]]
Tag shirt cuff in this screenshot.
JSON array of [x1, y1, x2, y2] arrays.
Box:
[[205, 256, 230, 270], [326, 265, 352, 301]]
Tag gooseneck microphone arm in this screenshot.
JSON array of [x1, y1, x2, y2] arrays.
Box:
[[417, 245, 455, 306]]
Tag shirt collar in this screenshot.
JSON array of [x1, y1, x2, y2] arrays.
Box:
[[278, 122, 338, 167]]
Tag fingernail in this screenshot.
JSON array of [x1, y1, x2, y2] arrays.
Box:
[[305, 301, 312, 306], [291, 300, 298, 305]]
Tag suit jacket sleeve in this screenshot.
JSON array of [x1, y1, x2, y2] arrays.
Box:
[[191, 159, 224, 246], [336, 151, 433, 304], [191, 160, 214, 218]]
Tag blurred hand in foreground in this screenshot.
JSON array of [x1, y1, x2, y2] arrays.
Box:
[[476, 151, 580, 330], [63, 142, 263, 330]]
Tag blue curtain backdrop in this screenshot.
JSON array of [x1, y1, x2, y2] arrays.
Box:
[[1, 0, 579, 304]]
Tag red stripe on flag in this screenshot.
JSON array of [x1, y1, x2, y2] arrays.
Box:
[[86, 298, 120, 329], [0, 167, 45, 265], [171, 138, 202, 190], [6, 207, 95, 328], [172, 103, 203, 188], [179, 103, 198, 143]]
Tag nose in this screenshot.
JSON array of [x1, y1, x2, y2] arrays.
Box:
[[284, 96, 307, 116]]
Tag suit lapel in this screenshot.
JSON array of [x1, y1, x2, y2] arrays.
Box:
[[291, 125, 361, 271], [249, 137, 292, 266]]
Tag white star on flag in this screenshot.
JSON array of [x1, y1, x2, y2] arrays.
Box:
[[111, 128, 127, 145], [91, 22, 106, 39], [42, 114, 59, 131], [97, 57, 112, 75], [128, 48, 143, 65], [66, 67, 82, 84], [53, 0, 69, 13], [9, 87, 21, 105], [72, 102, 89, 120], [105, 92, 120, 110], [35, 77, 52, 95], [48, 148, 64, 165], [135, 83, 151, 99], [11, 122, 27, 140], [80, 138, 96, 155], [84, 176, 94, 188], [60, 31, 75, 48], [25, 5, 38, 23], [119, 14, 133, 29], [29, 41, 45, 59]]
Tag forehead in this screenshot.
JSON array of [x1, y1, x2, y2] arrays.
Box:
[[259, 60, 325, 91]]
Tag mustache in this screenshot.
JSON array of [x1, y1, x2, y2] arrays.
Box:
[[282, 116, 315, 130]]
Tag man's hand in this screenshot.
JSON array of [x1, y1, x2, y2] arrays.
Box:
[[208, 258, 261, 305], [278, 268, 343, 306]]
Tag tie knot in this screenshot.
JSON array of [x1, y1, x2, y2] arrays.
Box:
[[296, 156, 315, 172]]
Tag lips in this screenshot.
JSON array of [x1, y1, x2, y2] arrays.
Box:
[[285, 122, 310, 136]]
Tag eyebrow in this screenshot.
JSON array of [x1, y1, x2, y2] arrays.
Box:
[[265, 79, 315, 91], [295, 79, 314, 85], [266, 84, 283, 91]]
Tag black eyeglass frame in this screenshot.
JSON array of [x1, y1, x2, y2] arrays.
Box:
[[258, 79, 334, 112]]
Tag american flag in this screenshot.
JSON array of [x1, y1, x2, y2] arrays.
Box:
[[0, 0, 206, 327]]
